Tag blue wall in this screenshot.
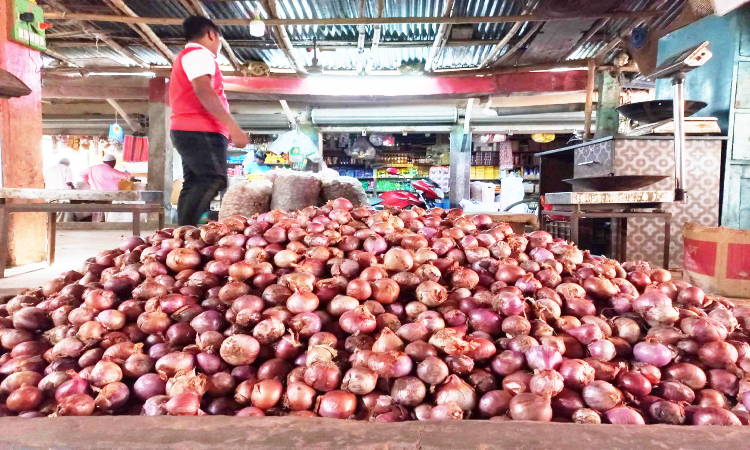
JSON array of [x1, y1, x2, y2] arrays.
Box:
[[656, 12, 741, 133]]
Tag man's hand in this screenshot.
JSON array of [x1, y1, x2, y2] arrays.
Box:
[[230, 127, 250, 149]]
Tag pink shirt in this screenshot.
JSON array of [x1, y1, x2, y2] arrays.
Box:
[[80, 164, 130, 190]]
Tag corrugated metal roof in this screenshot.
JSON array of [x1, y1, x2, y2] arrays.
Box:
[[44, 0, 687, 72]]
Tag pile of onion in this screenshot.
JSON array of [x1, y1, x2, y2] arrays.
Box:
[[0, 200, 745, 427]]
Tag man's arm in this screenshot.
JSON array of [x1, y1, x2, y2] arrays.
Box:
[[79, 169, 90, 184], [192, 75, 249, 148]]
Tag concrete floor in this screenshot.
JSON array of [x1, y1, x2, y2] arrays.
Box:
[[0, 229, 157, 296]]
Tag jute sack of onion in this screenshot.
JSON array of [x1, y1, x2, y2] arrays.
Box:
[[0, 199, 748, 426]]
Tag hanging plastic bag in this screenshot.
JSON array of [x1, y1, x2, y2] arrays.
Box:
[[108, 123, 124, 143]]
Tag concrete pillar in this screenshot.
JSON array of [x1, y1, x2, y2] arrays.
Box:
[[449, 127, 471, 208], [147, 77, 173, 212], [0, 7, 46, 266], [594, 70, 622, 139]]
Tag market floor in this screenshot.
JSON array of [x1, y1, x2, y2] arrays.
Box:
[[0, 229, 158, 296]]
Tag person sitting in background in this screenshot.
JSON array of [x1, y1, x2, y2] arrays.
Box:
[[244, 151, 271, 175], [44, 158, 75, 190], [79, 154, 132, 222], [79, 154, 131, 191]]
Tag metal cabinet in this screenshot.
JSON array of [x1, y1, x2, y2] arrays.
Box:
[[725, 13, 750, 228]]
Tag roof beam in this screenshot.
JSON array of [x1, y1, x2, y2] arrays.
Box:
[[105, 0, 176, 63], [106, 98, 141, 132], [180, 0, 245, 73], [594, 0, 668, 62], [363, 0, 383, 74], [425, 0, 454, 72], [566, 18, 607, 60], [39, 0, 148, 67], [43, 48, 83, 67], [491, 21, 543, 67], [478, 3, 536, 69], [40, 58, 638, 78], [262, 0, 307, 73], [49, 38, 516, 49], [101, 0, 166, 59], [43, 70, 590, 100], [44, 9, 668, 27], [355, 0, 366, 73]]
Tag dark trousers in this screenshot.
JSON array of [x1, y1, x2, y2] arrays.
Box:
[[171, 130, 228, 226]]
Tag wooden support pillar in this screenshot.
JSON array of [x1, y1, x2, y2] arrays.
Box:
[[146, 77, 173, 214], [594, 70, 622, 139], [0, 6, 46, 267], [583, 59, 596, 141], [449, 127, 471, 208]]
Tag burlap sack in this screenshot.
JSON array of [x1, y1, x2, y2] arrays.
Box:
[[320, 176, 369, 206], [270, 171, 322, 211], [218, 180, 272, 221]]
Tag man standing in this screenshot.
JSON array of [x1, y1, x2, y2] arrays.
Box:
[[79, 154, 131, 191], [170, 16, 249, 226], [44, 158, 75, 190]]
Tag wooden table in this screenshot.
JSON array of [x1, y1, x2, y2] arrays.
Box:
[[541, 204, 672, 268], [0, 416, 748, 450], [0, 189, 165, 278]]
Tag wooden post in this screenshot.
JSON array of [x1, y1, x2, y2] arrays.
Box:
[[0, 5, 47, 267], [449, 127, 471, 208], [46, 212, 56, 266], [583, 58, 596, 140], [146, 77, 174, 217]]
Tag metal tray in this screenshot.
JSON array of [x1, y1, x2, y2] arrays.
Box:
[[616, 100, 706, 123], [564, 175, 669, 191]]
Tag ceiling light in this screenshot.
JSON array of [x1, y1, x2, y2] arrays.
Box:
[[249, 16, 265, 37]]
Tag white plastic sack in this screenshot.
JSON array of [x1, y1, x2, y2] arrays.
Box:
[[500, 175, 525, 213]]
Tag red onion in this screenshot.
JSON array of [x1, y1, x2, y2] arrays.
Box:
[[605, 406, 645, 425], [57, 393, 96, 416], [478, 390, 512, 418], [588, 340, 617, 362], [691, 407, 742, 426], [699, 341, 738, 368], [633, 341, 672, 367], [616, 371, 652, 397], [436, 374, 476, 411], [582, 380, 622, 412], [649, 400, 685, 424], [417, 356, 449, 385], [558, 359, 595, 390], [509, 393, 553, 421], [568, 323, 604, 345], [530, 369, 564, 397], [524, 345, 562, 371], [220, 335, 260, 365], [655, 381, 695, 403]]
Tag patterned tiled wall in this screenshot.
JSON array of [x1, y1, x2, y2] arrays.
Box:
[[620, 139, 723, 268]]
